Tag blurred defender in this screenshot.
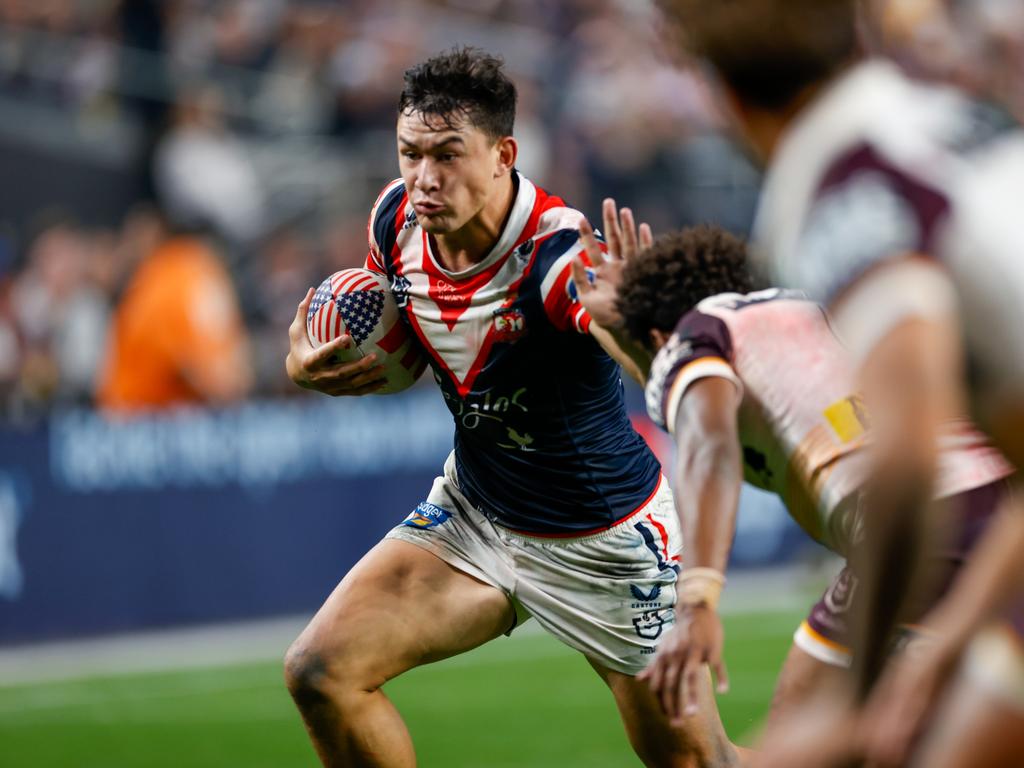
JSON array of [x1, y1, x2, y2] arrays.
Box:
[[661, 0, 1024, 765], [573, 219, 1011, 738], [282, 48, 739, 768]]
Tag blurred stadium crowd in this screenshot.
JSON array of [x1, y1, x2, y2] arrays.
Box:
[[0, 0, 762, 420]]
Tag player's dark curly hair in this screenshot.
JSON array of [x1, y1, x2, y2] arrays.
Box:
[[618, 225, 755, 347], [399, 47, 517, 140]]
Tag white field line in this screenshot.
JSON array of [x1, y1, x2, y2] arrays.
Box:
[[0, 566, 827, 690]]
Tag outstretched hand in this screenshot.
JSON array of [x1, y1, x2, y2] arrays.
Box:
[[638, 604, 729, 725], [285, 288, 387, 397], [572, 198, 653, 330]]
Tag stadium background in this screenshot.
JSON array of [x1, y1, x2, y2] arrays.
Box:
[[0, 0, 870, 765]]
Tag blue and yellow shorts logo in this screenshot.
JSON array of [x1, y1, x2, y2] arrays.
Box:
[[402, 502, 451, 529]]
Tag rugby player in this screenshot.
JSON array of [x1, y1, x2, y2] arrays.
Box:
[[659, 0, 1024, 764], [572, 216, 1011, 741], [282, 48, 740, 768]]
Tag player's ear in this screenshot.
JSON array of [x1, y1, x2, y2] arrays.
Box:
[[494, 136, 517, 177]]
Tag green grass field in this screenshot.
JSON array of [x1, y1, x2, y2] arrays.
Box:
[[0, 611, 800, 767]]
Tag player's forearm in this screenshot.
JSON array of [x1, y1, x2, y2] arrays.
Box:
[[674, 434, 742, 573], [924, 497, 1024, 651], [850, 318, 961, 698], [589, 323, 652, 386]]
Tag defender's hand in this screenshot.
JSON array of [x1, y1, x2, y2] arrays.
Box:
[[285, 288, 387, 396], [573, 199, 653, 329], [638, 603, 729, 724]]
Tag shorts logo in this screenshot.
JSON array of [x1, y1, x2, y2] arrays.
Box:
[[630, 584, 661, 603], [402, 502, 451, 529], [633, 609, 668, 640]]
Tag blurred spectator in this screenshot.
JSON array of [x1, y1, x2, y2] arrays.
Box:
[[153, 85, 266, 245], [0, 0, 768, 415], [96, 225, 252, 413], [9, 217, 108, 410]]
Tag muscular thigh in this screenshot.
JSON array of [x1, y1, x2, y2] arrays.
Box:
[[292, 539, 515, 688], [764, 643, 850, 735]]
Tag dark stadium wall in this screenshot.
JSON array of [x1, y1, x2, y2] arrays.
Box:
[[0, 393, 808, 646]]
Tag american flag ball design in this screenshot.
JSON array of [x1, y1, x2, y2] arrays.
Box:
[[306, 270, 385, 347], [304, 267, 427, 394]]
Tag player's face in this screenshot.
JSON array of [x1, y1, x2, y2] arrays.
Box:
[[397, 110, 512, 235]]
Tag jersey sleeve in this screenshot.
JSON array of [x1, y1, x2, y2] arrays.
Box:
[[791, 144, 951, 308], [644, 310, 741, 434], [538, 229, 605, 334], [364, 179, 406, 275]]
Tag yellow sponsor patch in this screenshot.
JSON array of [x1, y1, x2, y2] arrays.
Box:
[[824, 396, 868, 443]]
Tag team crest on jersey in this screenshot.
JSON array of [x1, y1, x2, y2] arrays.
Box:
[[492, 307, 527, 343], [566, 266, 596, 302], [402, 502, 451, 529]]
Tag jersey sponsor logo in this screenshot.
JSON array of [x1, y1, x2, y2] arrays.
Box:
[[633, 609, 668, 640], [441, 386, 533, 448], [824, 395, 870, 443], [492, 307, 526, 343], [402, 501, 452, 529]]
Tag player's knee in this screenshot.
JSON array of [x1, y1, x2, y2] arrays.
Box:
[[284, 637, 334, 708]]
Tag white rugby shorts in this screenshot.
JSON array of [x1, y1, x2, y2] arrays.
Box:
[[385, 452, 681, 676]]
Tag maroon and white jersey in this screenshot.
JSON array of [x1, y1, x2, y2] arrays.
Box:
[[646, 289, 1013, 554], [753, 59, 1024, 401]]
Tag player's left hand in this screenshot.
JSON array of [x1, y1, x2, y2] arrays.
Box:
[[638, 603, 728, 725], [572, 198, 653, 330]]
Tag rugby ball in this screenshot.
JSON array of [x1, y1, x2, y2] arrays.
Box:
[[306, 268, 427, 394]]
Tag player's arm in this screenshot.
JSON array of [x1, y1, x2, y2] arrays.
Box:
[[831, 257, 964, 699], [863, 492, 1024, 766], [573, 200, 655, 385], [639, 372, 743, 723], [285, 185, 403, 396]]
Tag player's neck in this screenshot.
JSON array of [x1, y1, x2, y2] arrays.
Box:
[[735, 81, 829, 164], [432, 174, 516, 272]]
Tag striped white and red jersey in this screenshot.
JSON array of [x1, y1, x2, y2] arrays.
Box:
[[646, 289, 1013, 555], [365, 172, 661, 534]]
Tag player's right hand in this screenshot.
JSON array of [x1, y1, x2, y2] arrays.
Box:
[[285, 288, 387, 396], [638, 603, 728, 724]]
